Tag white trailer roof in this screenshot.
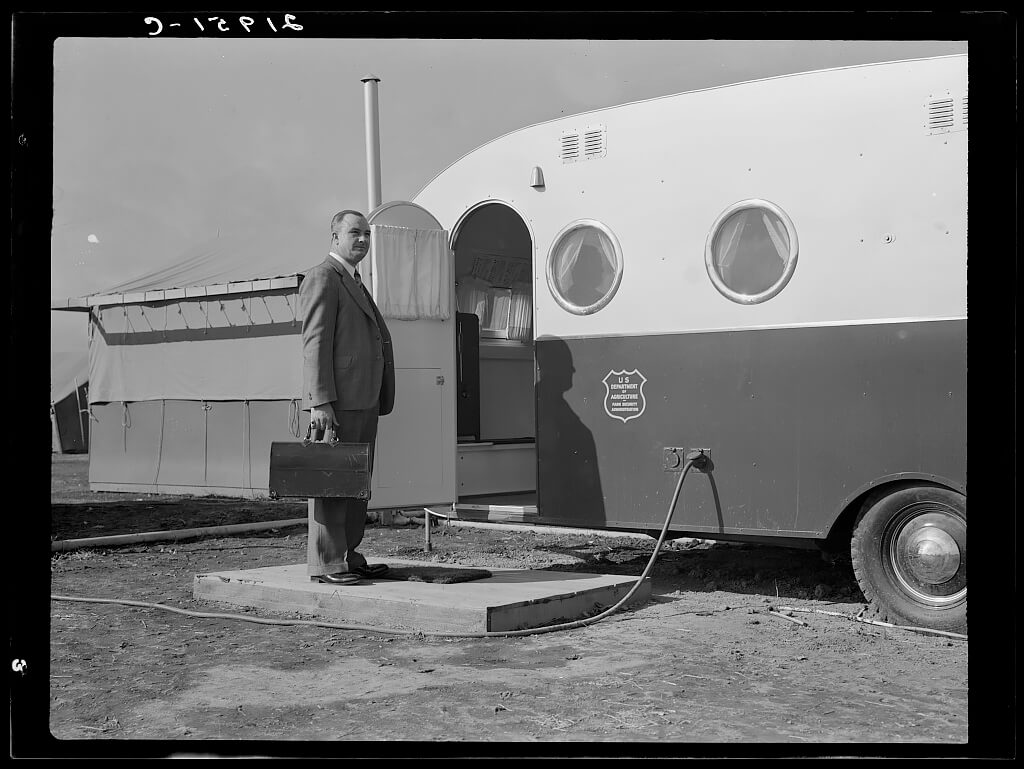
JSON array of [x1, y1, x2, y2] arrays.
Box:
[[414, 54, 966, 199]]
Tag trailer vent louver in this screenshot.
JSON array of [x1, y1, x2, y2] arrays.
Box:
[[561, 125, 606, 163], [927, 98, 955, 131], [926, 94, 968, 135], [561, 133, 580, 163], [583, 127, 606, 159]]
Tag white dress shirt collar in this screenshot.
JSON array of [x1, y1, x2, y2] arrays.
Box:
[[328, 251, 359, 280]]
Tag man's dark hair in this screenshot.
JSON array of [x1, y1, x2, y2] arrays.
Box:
[[331, 210, 366, 233]]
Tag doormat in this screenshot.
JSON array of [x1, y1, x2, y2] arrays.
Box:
[[379, 565, 493, 584]]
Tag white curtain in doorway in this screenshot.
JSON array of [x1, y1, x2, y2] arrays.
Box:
[[371, 225, 452, 320], [507, 281, 533, 342], [455, 275, 492, 320]]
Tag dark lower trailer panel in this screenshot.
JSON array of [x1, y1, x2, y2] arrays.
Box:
[[535, 319, 966, 539]]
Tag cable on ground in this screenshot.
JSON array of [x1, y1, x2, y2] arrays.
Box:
[[52, 459, 699, 638]]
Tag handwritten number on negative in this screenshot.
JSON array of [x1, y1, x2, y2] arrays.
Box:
[[144, 14, 303, 36]]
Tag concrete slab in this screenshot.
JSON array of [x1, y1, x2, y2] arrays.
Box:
[[193, 558, 651, 633]]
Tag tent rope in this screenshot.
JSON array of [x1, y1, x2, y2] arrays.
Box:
[[121, 402, 130, 453], [140, 305, 155, 332], [243, 400, 251, 488], [177, 302, 191, 331], [152, 400, 166, 484]]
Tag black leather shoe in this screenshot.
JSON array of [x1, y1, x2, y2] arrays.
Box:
[[353, 563, 390, 578], [311, 572, 362, 585]]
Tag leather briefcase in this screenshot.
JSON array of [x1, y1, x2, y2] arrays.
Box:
[[269, 425, 370, 499]]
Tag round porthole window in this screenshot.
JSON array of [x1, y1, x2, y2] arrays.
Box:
[[705, 199, 798, 304], [546, 220, 623, 315]]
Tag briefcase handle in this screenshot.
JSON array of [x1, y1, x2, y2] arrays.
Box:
[[303, 422, 340, 447]]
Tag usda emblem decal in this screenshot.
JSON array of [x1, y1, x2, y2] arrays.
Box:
[[602, 369, 647, 423]]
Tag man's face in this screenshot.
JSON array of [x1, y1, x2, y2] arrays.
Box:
[[332, 214, 371, 266]]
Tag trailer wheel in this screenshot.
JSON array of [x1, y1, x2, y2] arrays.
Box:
[[850, 484, 966, 634]]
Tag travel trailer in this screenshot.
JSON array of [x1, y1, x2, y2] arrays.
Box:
[[379, 54, 967, 633], [53, 55, 967, 632]]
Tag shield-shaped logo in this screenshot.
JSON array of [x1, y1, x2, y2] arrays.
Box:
[[602, 369, 648, 423]]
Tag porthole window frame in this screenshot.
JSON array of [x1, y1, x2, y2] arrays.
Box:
[[545, 218, 624, 316], [704, 199, 799, 305]]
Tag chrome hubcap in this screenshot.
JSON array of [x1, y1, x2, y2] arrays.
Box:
[[901, 524, 960, 584], [887, 503, 966, 608]]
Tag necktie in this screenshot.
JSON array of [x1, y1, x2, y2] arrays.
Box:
[[353, 269, 362, 287]]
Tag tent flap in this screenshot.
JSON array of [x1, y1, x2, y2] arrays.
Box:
[[88, 298, 304, 403]]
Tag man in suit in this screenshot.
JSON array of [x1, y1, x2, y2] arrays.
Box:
[[300, 210, 395, 585]]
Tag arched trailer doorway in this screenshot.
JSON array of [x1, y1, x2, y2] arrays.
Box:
[[448, 201, 540, 522]]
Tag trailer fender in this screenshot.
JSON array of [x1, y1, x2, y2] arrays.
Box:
[[823, 471, 967, 546]]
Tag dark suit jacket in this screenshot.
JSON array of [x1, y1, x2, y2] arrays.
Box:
[[300, 257, 395, 416]]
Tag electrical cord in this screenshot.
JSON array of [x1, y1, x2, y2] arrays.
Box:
[[52, 456, 701, 639]]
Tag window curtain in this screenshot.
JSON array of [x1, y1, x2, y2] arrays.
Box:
[[507, 281, 533, 342], [715, 210, 751, 283], [371, 225, 452, 320], [761, 211, 790, 260], [591, 229, 617, 294], [456, 275, 491, 320], [555, 229, 588, 292], [484, 287, 512, 331]]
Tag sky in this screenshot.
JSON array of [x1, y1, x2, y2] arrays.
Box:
[[49, 36, 968, 355]]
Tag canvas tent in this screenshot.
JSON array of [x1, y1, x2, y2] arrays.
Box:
[[51, 218, 454, 502], [51, 228, 317, 496], [51, 350, 90, 453]]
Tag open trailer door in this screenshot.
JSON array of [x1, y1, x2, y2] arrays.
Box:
[[364, 201, 457, 511]]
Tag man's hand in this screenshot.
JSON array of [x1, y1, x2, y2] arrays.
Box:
[[310, 403, 337, 432]]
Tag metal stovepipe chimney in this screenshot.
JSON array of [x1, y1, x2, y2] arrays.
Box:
[[361, 75, 382, 212]]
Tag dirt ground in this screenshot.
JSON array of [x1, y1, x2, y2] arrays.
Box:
[[44, 454, 969, 753]]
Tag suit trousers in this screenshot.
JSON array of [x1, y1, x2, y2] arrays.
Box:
[[306, 405, 380, 576]]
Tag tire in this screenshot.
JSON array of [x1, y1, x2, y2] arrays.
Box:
[[850, 484, 967, 634]]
